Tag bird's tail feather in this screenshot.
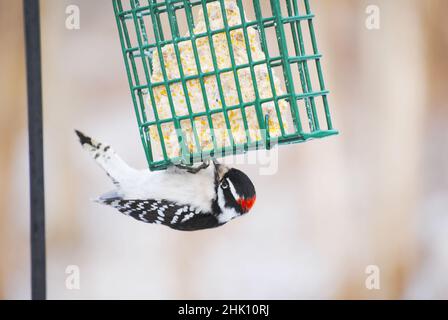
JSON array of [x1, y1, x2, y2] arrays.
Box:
[[94, 190, 123, 204], [75, 130, 135, 185]]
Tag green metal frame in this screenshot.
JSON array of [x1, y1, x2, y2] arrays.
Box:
[[113, 0, 338, 171]]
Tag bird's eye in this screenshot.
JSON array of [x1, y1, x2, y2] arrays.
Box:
[[221, 180, 229, 189]]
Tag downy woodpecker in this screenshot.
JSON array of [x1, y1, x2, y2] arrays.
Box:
[[76, 131, 256, 231]]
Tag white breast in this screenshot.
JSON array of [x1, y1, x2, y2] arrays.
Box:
[[119, 166, 216, 212]]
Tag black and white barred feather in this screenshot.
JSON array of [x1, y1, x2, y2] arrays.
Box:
[[99, 198, 222, 231]]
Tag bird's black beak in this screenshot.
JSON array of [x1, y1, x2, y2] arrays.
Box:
[[213, 159, 229, 180]]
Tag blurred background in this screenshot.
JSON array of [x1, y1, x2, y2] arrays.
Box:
[[1, 0, 447, 299]]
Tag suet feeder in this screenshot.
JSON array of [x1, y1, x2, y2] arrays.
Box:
[[113, 0, 338, 171]]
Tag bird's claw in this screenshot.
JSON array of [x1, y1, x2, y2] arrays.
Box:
[[176, 160, 211, 174]]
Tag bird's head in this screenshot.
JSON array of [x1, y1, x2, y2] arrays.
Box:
[[214, 162, 256, 224]]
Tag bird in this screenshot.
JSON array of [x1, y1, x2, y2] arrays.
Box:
[[75, 130, 256, 231]]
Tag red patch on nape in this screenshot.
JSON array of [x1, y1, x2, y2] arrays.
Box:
[[237, 196, 256, 213]]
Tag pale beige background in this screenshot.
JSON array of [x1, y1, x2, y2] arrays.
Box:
[[1, 0, 447, 299]]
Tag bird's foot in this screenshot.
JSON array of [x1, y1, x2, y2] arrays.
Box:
[[175, 160, 210, 174]]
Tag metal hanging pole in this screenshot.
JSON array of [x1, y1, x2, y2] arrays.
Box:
[[24, 0, 47, 300]]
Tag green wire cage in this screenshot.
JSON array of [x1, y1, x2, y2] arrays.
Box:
[[113, 0, 338, 171]]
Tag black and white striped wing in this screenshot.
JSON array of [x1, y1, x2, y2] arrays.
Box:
[[100, 199, 221, 231]]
